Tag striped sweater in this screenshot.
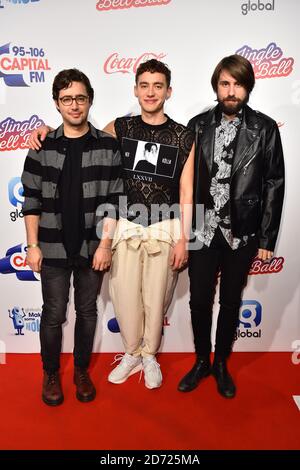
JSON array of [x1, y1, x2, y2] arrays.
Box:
[[21, 123, 123, 264]]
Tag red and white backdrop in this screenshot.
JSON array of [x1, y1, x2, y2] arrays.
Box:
[[0, 0, 299, 355]]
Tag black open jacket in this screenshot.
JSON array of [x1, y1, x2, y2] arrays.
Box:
[[188, 104, 285, 251]]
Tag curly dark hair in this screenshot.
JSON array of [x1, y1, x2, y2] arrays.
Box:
[[52, 68, 94, 103], [135, 59, 171, 87]]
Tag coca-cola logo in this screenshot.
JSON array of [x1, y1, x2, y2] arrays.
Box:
[[236, 42, 294, 79], [104, 52, 166, 75], [96, 0, 171, 12], [0, 115, 44, 152], [249, 256, 284, 275]]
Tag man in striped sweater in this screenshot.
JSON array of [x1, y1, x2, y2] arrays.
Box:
[[21, 69, 123, 406]]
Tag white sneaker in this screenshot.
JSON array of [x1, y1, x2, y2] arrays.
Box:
[[108, 353, 142, 384], [142, 356, 162, 389]]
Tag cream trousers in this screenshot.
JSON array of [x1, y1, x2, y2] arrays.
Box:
[[109, 218, 180, 357]]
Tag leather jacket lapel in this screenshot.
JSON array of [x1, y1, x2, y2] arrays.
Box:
[[198, 108, 216, 175], [231, 106, 260, 176]]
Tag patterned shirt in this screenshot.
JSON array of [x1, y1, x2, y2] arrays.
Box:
[[195, 112, 250, 249]]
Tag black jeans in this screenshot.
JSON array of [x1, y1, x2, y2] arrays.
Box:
[[188, 228, 258, 358], [40, 264, 103, 373]]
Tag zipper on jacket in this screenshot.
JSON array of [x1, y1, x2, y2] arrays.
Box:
[[243, 154, 256, 175]]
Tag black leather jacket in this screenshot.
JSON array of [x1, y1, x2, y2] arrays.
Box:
[[189, 105, 285, 251]]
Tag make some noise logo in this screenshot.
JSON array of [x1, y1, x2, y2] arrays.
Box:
[[8, 306, 41, 335], [104, 52, 166, 75], [0, 42, 50, 87], [241, 0, 275, 15], [96, 0, 171, 12], [235, 300, 262, 341], [0, 115, 44, 151], [236, 42, 294, 79]]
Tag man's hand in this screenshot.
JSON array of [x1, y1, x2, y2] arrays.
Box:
[[169, 240, 188, 271], [92, 246, 112, 271], [29, 125, 52, 150], [257, 248, 273, 261], [26, 246, 43, 273]]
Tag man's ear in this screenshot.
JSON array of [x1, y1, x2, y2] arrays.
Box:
[[166, 86, 172, 100], [134, 85, 138, 98], [54, 100, 61, 114]]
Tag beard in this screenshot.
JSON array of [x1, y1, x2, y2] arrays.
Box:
[[218, 94, 248, 116]]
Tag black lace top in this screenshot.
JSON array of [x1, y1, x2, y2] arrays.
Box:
[[115, 115, 194, 226]]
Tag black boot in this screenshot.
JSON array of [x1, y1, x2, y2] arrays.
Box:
[[178, 356, 211, 392], [211, 358, 236, 398]]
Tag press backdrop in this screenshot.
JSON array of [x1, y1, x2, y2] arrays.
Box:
[[0, 0, 299, 355]]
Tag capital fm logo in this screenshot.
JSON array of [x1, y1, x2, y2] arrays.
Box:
[[0, 0, 40, 8], [0, 42, 50, 87], [235, 300, 262, 341], [104, 52, 166, 75], [96, 0, 171, 12], [236, 42, 294, 79], [249, 256, 284, 275], [8, 177, 24, 222], [0, 115, 44, 151], [8, 306, 41, 335], [241, 0, 275, 15], [0, 244, 39, 281]]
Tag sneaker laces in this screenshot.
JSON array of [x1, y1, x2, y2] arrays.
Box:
[[144, 357, 161, 369], [111, 353, 141, 367], [110, 353, 126, 366], [142, 357, 161, 377]]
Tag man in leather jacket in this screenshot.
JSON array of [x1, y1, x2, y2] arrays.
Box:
[[178, 54, 284, 398]]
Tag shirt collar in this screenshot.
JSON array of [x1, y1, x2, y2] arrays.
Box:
[[54, 122, 98, 140]]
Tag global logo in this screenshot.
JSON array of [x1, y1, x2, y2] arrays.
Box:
[[104, 52, 166, 75], [235, 300, 262, 341], [236, 42, 294, 79], [8, 177, 24, 222], [0, 0, 40, 8], [8, 177, 23, 208], [0, 244, 39, 281], [241, 0, 275, 15], [0, 42, 50, 87], [96, 0, 171, 12], [239, 300, 262, 327], [0, 115, 44, 151], [107, 317, 120, 333], [8, 306, 41, 335]]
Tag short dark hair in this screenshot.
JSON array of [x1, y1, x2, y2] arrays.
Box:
[[144, 142, 158, 152], [135, 59, 171, 88], [52, 68, 94, 103], [211, 54, 255, 95]]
